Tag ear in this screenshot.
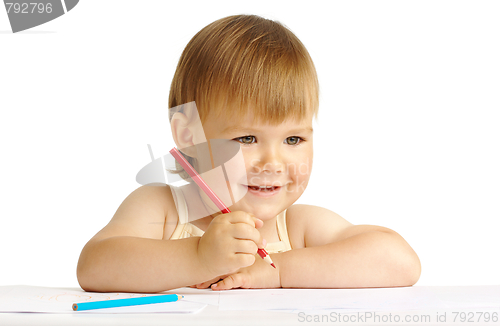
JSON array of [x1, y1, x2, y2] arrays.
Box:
[[170, 111, 195, 150]]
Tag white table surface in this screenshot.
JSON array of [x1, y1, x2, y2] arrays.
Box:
[[2, 306, 500, 326], [1, 285, 499, 326]]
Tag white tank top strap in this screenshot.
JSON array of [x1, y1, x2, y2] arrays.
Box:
[[181, 223, 205, 238], [276, 209, 292, 251], [264, 209, 292, 254], [169, 186, 189, 239], [169, 186, 293, 250]]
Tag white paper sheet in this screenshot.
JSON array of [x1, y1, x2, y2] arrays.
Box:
[[217, 286, 500, 312], [0, 285, 208, 314], [2, 285, 499, 314], [163, 287, 220, 306]]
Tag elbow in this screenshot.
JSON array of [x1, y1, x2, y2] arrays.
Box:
[[383, 232, 421, 287], [395, 242, 421, 287], [77, 267, 91, 292], [76, 242, 104, 292], [405, 251, 421, 286], [77, 259, 96, 292], [394, 252, 421, 287], [76, 251, 94, 292]]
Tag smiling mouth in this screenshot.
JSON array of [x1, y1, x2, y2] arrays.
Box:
[[244, 185, 281, 192]]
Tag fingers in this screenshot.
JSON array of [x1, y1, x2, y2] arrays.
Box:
[[195, 280, 217, 289], [211, 273, 248, 291], [215, 211, 263, 229], [192, 275, 227, 289], [231, 223, 264, 249], [198, 211, 266, 277], [214, 211, 266, 248], [253, 217, 264, 229], [233, 252, 256, 268], [195, 279, 220, 289]]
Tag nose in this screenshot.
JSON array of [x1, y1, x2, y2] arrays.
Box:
[[250, 147, 284, 175]]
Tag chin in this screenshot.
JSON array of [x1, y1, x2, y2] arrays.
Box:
[[247, 205, 286, 221]]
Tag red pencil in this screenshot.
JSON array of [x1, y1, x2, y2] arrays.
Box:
[[169, 147, 276, 268]]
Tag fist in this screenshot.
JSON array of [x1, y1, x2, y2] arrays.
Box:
[[197, 211, 265, 277]]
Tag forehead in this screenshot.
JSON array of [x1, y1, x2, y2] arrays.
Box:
[[204, 109, 313, 134], [221, 121, 313, 135]]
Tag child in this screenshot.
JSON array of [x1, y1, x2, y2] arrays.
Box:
[[77, 14, 420, 293]]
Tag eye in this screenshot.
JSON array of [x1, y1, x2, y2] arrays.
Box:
[[234, 135, 256, 145], [285, 136, 304, 145]]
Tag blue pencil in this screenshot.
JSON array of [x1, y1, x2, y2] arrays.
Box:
[[72, 294, 183, 311]]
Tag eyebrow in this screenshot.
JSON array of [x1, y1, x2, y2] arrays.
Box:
[[222, 126, 314, 134]]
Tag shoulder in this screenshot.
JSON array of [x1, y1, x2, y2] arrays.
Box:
[[143, 184, 180, 240], [87, 184, 178, 243], [285, 204, 353, 249], [131, 184, 181, 240], [126, 184, 177, 221]]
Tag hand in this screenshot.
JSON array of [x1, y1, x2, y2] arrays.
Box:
[[189, 275, 228, 289], [197, 211, 265, 278], [209, 253, 282, 290]]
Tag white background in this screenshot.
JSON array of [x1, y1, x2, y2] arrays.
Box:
[[0, 1, 499, 288]]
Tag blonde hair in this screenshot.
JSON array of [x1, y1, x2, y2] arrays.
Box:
[[168, 14, 319, 125], [167, 15, 319, 182]]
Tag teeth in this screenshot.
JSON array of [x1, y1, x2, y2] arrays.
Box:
[[247, 185, 279, 190]]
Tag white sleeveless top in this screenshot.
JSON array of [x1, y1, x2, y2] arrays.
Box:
[[169, 186, 292, 254]]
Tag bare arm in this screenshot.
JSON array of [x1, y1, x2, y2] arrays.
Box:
[[77, 236, 214, 293], [273, 226, 421, 288], [77, 185, 264, 293], [273, 205, 421, 288], [77, 185, 214, 293]]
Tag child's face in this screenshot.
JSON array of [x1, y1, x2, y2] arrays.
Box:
[[198, 109, 314, 220]]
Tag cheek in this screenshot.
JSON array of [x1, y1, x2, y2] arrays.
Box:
[[289, 154, 312, 180], [294, 160, 312, 182], [242, 152, 265, 177]]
